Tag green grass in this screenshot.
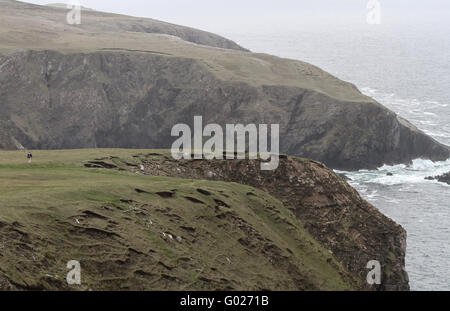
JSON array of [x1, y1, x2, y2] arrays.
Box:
[[0, 149, 355, 290]]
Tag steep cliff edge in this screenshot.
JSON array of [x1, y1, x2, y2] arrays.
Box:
[[84, 152, 410, 290], [0, 0, 449, 170]]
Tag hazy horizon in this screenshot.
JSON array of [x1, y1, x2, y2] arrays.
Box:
[[20, 0, 450, 32]]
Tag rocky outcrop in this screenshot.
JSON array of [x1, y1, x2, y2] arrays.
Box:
[[0, 121, 24, 150], [426, 172, 450, 185], [0, 0, 448, 171], [87, 153, 410, 290]]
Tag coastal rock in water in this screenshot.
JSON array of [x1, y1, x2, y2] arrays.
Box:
[[426, 172, 450, 185], [0, 0, 449, 170]]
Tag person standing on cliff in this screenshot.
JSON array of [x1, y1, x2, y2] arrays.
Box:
[[27, 152, 33, 164]]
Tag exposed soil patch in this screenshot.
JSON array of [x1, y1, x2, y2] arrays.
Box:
[[184, 196, 205, 205], [135, 188, 150, 194], [214, 199, 231, 209], [156, 191, 175, 198], [84, 161, 118, 169], [197, 189, 212, 196], [82, 210, 108, 219]]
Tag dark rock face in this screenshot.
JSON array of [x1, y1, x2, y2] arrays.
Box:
[[426, 172, 450, 185], [1, 50, 448, 170]]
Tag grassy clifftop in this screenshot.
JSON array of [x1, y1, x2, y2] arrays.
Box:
[[0, 149, 356, 290]]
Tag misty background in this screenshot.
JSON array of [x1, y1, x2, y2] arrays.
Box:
[[22, 0, 450, 30]]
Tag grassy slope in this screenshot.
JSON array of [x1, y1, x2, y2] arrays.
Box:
[[0, 149, 355, 290]]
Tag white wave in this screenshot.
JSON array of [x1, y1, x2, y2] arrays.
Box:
[[344, 87, 450, 188], [424, 131, 450, 138], [360, 86, 450, 146], [336, 158, 450, 187], [360, 87, 446, 114]]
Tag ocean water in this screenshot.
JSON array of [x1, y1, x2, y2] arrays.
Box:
[[212, 18, 450, 290]]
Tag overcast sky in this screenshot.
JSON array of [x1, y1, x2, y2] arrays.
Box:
[[21, 0, 450, 31]]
